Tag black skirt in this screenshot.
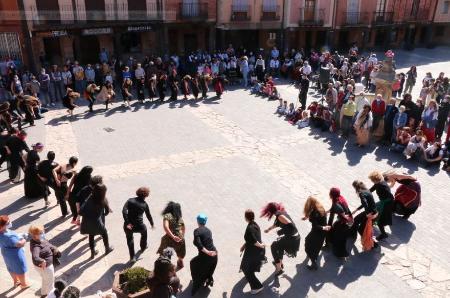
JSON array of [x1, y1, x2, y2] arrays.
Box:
[[190, 253, 217, 284], [24, 168, 48, 199], [240, 247, 266, 273], [330, 221, 350, 258], [377, 199, 394, 227], [305, 229, 326, 260]]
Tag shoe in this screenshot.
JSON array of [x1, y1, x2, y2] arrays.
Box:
[[376, 233, 388, 241], [105, 246, 114, 255], [274, 269, 284, 277], [129, 256, 137, 264], [45, 200, 50, 207], [90, 249, 99, 260], [70, 219, 77, 225], [250, 287, 264, 295]]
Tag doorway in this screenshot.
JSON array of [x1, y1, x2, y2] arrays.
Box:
[[78, 35, 100, 64], [184, 34, 198, 55], [43, 37, 62, 65]]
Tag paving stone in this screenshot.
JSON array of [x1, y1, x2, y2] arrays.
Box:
[[407, 279, 426, 290]]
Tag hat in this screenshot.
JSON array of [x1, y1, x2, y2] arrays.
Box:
[[197, 213, 208, 225]]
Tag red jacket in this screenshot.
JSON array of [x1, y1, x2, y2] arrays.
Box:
[[371, 99, 386, 116]]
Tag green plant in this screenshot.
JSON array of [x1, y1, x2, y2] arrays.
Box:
[[122, 267, 149, 294]]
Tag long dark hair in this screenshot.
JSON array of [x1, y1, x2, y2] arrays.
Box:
[[75, 166, 93, 186], [260, 202, 284, 220], [91, 183, 107, 207], [162, 201, 182, 221]]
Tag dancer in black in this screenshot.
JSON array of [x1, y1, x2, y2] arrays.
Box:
[[261, 202, 300, 276], [66, 166, 93, 225], [23, 143, 48, 203], [190, 213, 217, 296], [53, 156, 78, 217], [240, 209, 265, 294], [122, 187, 154, 263], [328, 187, 353, 259], [302, 196, 328, 270]]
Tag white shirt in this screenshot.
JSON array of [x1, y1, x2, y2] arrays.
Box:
[[61, 71, 72, 85], [356, 96, 370, 112], [301, 65, 312, 76]]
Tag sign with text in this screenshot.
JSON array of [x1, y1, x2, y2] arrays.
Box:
[[82, 28, 112, 36], [127, 25, 152, 32]]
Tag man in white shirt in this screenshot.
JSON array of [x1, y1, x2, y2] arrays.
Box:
[[356, 92, 370, 112], [301, 61, 312, 76]]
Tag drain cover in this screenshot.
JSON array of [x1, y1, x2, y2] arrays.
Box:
[[103, 127, 115, 133]]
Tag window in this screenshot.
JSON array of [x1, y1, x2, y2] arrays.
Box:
[[233, 0, 249, 11], [376, 0, 386, 12], [0, 33, 22, 61], [443, 1, 450, 14], [263, 0, 276, 12]]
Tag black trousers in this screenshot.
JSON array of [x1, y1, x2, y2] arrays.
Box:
[[191, 254, 217, 295], [68, 195, 78, 221], [352, 212, 368, 237], [55, 182, 68, 216], [243, 269, 263, 290], [88, 231, 109, 253], [124, 225, 147, 259], [87, 97, 96, 112]]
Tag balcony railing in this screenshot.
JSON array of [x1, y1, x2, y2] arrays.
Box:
[[178, 2, 208, 20], [30, 9, 162, 28], [404, 9, 430, 22], [372, 11, 394, 24], [231, 5, 251, 21], [261, 5, 280, 21], [341, 12, 370, 26], [298, 8, 325, 26]]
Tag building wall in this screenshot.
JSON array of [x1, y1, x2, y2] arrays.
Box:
[[288, 0, 334, 28], [434, 0, 450, 22]]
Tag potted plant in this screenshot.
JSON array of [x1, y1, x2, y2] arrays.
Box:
[[112, 266, 151, 298]]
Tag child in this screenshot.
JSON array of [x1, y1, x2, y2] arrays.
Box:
[[296, 111, 310, 128], [277, 100, 288, 115], [285, 102, 296, 119]]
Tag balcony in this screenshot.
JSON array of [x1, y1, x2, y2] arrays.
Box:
[[372, 11, 394, 25], [231, 5, 251, 21], [341, 12, 370, 27], [177, 2, 208, 20], [261, 5, 280, 21], [404, 9, 430, 22], [298, 8, 325, 26]]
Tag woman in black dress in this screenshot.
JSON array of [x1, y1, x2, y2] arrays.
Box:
[[66, 166, 93, 225], [351, 181, 378, 244], [261, 202, 300, 276], [190, 213, 217, 296], [240, 209, 266, 294], [79, 182, 114, 259], [24, 143, 48, 203], [368, 171, 394, 241], [328, 187, 353, 259], [302, 196, 328, 270]]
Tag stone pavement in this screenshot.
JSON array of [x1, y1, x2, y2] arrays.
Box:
[[1, 47, 450, 298]]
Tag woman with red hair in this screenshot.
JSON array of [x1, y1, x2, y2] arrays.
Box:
[[328, 188, 353, 259], [261, 202, 300, 276]]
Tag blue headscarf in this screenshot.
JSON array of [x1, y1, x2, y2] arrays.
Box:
[[197, 213, 207, 225]]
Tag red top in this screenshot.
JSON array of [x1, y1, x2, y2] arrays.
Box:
[[371, 99, 386, 116]]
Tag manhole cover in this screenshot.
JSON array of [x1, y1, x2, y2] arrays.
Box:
[[103, 127, 115, 133]]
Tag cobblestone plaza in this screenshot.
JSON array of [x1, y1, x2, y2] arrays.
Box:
[[1, 48, 450, 297]]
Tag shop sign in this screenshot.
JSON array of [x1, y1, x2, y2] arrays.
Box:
[[52, 30, 68, 37], [127, 25, 152, 32], [82, 28, 112, 36], [35, 30, 68, 38]]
